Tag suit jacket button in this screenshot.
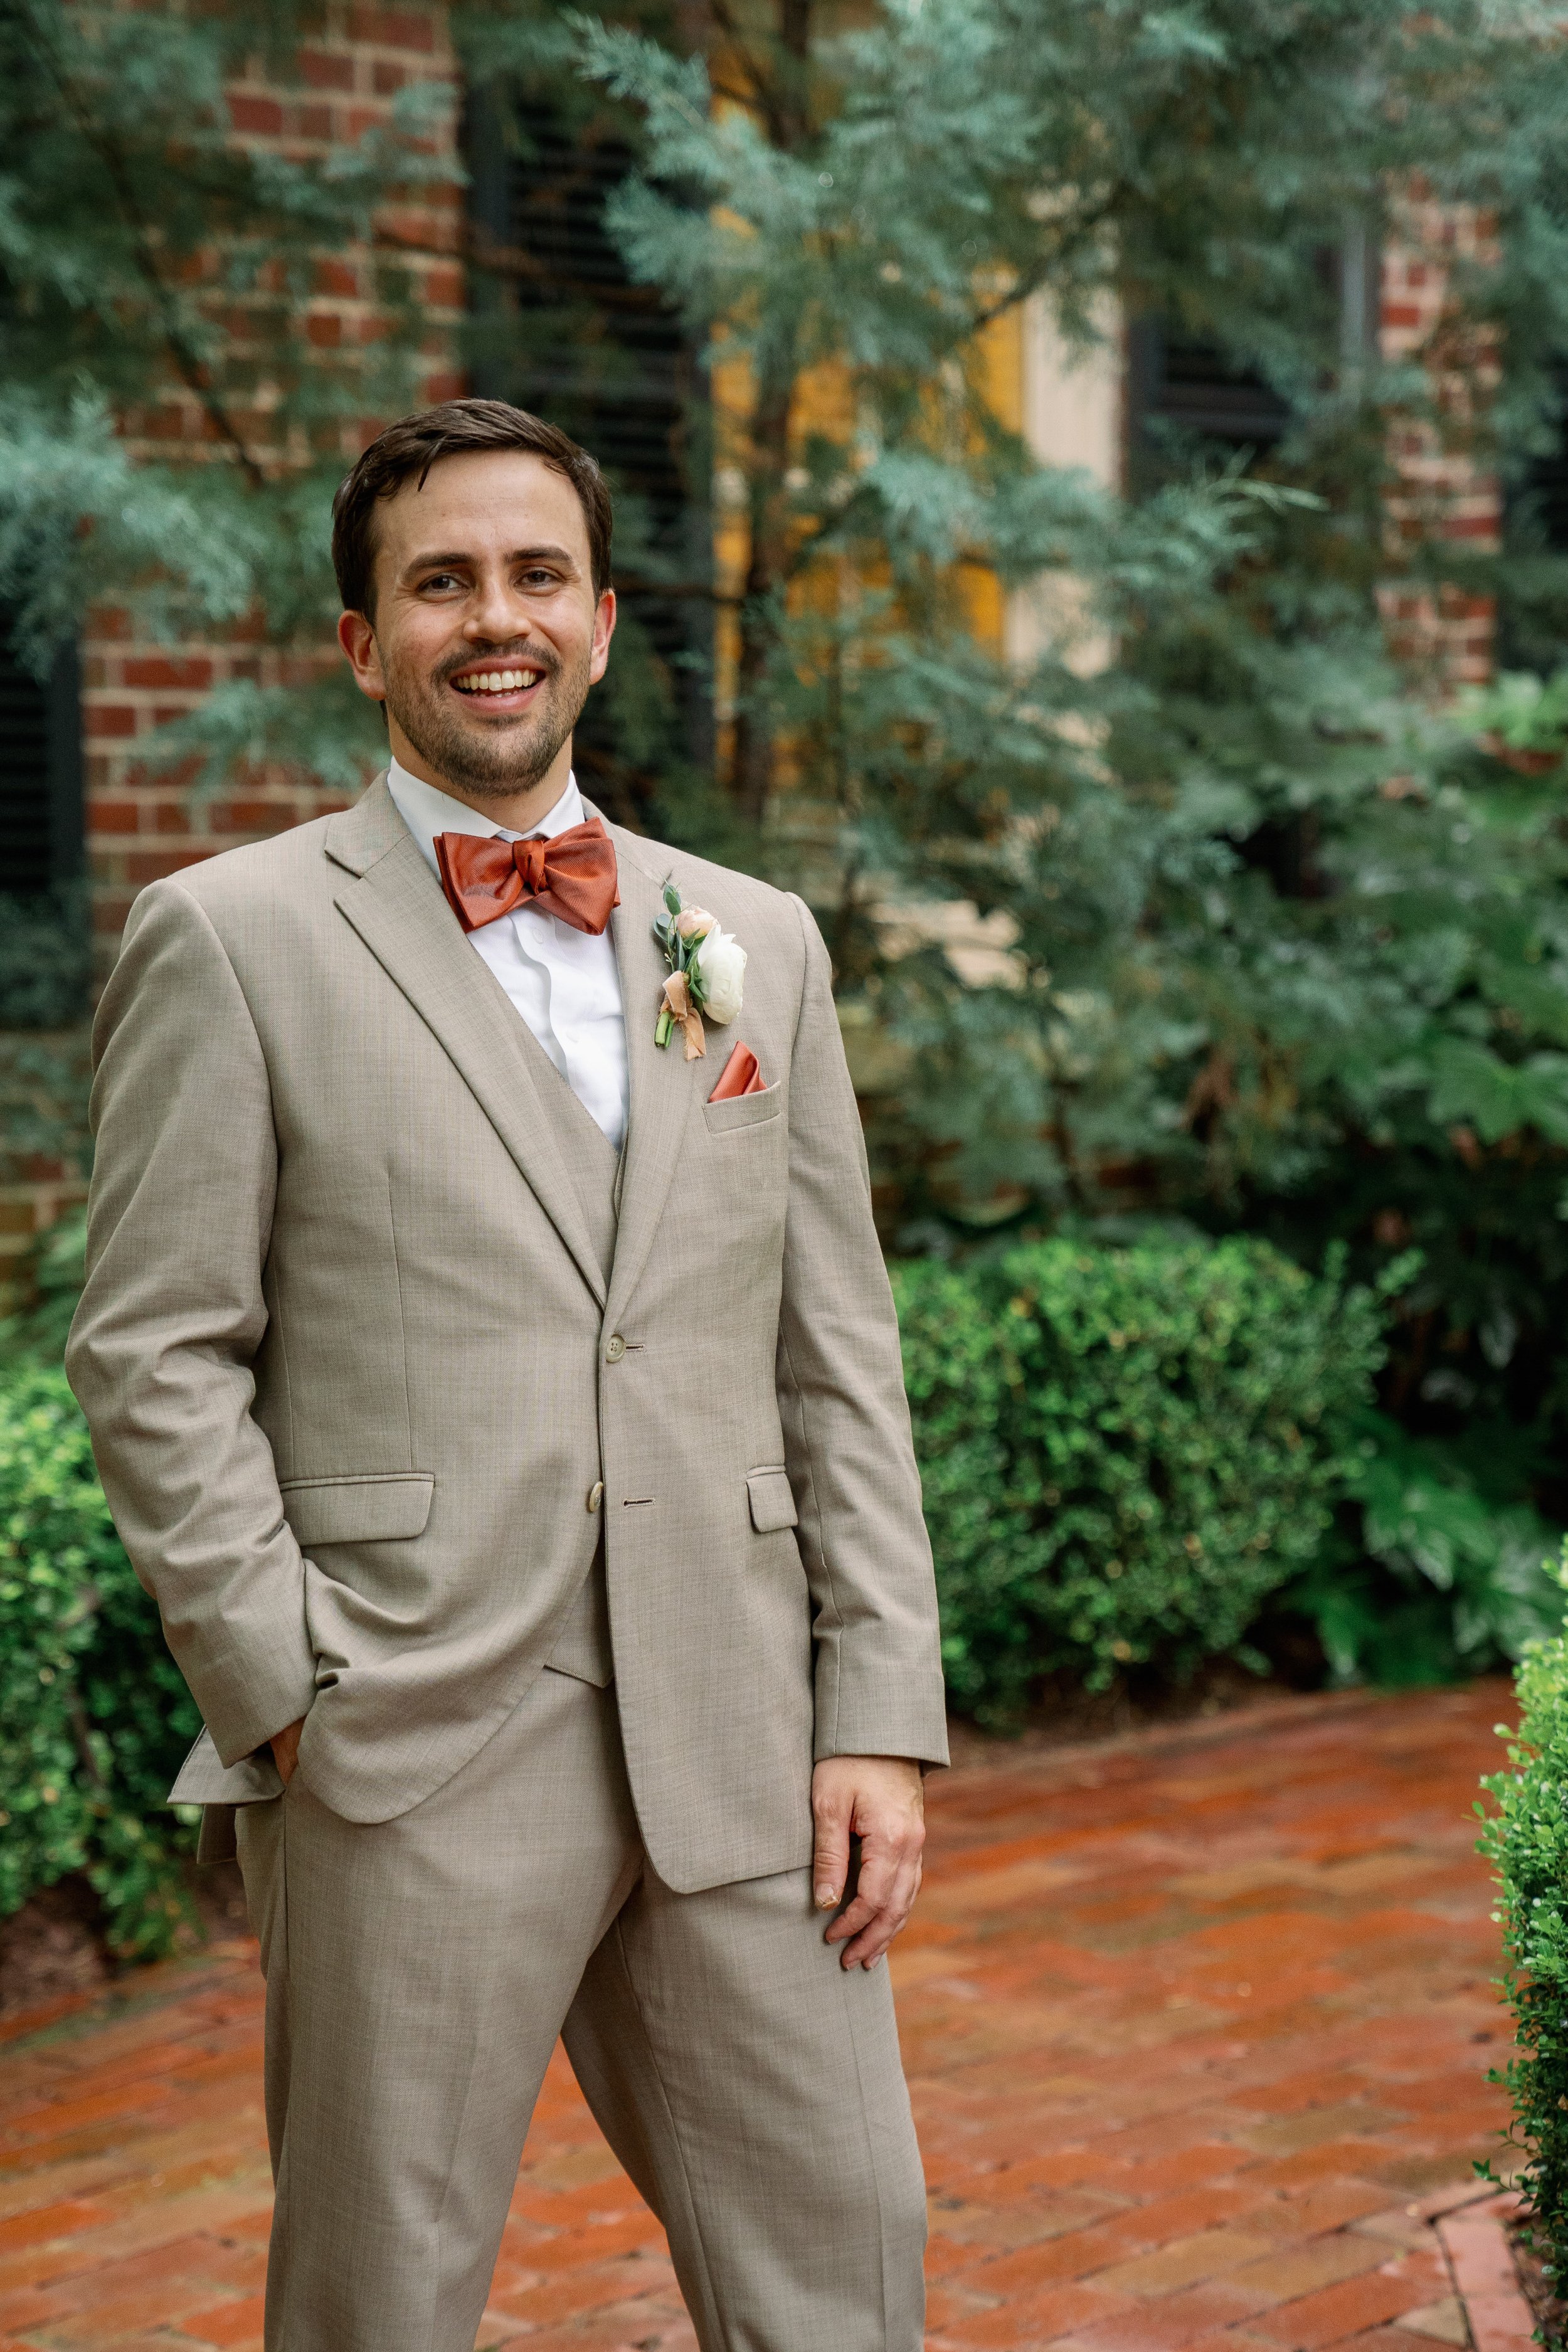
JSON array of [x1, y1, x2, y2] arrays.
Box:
[[587, 1481, 604, 1513], [605, 1334, 626, 1362]]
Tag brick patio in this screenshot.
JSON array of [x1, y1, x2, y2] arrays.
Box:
[[0, 1682, 1518, 2350]]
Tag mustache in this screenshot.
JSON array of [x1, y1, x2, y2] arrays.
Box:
[[438, 645, 560, 686]]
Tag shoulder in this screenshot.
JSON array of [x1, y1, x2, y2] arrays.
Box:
[[119, 792, 388, 969], [609, 825, 815, 963], [135, 813, 342, 926]]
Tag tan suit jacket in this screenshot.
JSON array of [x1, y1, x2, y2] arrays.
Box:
[[66, 780, 947, 1892]]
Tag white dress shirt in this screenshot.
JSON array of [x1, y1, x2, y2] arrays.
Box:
[[386, 759, 629, 1152]]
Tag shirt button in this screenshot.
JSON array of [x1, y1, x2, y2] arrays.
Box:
[[605, 1334, 626, 1363], [586, 1481, 604, 1513]]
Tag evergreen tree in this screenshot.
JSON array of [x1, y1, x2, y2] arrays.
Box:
[[476, 0, 1568, 1527], [12, 0, 1568, 1542], [0, 0, 444, 826]]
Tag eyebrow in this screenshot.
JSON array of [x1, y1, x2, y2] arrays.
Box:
[[400, 544, 580, 579]]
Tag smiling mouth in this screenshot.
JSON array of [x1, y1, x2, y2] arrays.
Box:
[[450, 666, 544, 699]]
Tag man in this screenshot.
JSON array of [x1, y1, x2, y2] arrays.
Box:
[[67, 398, 948, 2352]]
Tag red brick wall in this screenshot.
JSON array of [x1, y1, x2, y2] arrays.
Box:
[[83, 0, 463, 952], [1, 3, 461, 1310], [1378, 194, 1502, 686]]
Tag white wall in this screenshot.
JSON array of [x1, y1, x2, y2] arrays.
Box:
[[1006, 292, 1122, 675]]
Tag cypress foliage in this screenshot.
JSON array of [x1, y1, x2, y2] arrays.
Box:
[[9, 0, 1568, 1527], [0, 0, 445, 791], [466, 0, 1568, 1532], [1480, 1587, 1568, 2287]]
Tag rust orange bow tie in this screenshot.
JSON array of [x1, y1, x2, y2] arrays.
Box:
[[434, 820, 620, 938]]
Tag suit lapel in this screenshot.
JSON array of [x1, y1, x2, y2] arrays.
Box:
[[327, 780, 608, 1310], [604, 832, 699, 1330]]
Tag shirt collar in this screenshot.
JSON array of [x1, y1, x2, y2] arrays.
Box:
[[386, 758, 586, 876]]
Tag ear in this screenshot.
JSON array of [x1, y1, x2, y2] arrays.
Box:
[[337, 609, 386, 704], [588, 588, 617, 687]]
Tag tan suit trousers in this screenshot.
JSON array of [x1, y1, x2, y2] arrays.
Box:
[[236, 1665, 928, 2352]]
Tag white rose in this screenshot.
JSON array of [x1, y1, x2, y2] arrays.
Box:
[[674, 905, 716, 941], [696, 926, 746, 1025]]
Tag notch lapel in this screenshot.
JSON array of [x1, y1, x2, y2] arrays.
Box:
[[327, 782, 608, 1310], [604, 834, 699, 1330]]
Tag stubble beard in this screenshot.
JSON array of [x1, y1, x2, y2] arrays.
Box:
[[381, 638, 593, 803]]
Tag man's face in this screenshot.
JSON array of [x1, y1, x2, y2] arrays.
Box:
[[337, 449, 615, 802]]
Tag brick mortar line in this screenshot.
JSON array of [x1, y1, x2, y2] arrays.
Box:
[[1434, 2190, 1537, 2352], [946, 1682, 1474, 1784]]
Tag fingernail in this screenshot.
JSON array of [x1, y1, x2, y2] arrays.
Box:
[[816, 1890, 839, 1910]]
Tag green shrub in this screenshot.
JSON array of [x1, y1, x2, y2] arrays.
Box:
[[894, 1236, 1389, 1722], [0, 1359, 199, 1957], [1289, 1413, 1563, 1687], [0, 883, 90, 1030], [1478, 1564, 1568, 2284], [0, 1205, 87, 1367]]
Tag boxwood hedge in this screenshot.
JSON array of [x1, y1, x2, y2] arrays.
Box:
[[0, 1229, 1427, 1951], [893, 1235, 1387, 1721], [1478, 1573, 1568, 2286], [0, 1360, 198, 1956]]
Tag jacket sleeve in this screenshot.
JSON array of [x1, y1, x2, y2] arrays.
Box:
[[65, 877, 317, 1766], [776, 894, 949, 1767]]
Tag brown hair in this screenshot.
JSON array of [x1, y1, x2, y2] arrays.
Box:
[[331, 398, 614, 617]]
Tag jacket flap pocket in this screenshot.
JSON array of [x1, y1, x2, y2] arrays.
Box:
[[167, 1725, 283, 1806], [746, 1466, 798, 1534], [703, 1082, 783, 1136], [280, 1472, 435, 1546]]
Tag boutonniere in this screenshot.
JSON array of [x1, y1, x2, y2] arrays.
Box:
[[653, 881, 747, 1060]]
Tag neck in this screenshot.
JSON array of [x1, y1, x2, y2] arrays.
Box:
[[386, 722, 575, 834]]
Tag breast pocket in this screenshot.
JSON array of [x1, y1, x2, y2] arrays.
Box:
[[702, 1080, 783, 1136]]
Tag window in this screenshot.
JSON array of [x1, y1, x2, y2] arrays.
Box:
[[0, 617, 87, 1028], [1512, 363, 1568, 553], [1126, 319, 1292, 466], [1126, 238, 1379, 489], [465, 92, 710, 816], [0, 620, 83, 898]]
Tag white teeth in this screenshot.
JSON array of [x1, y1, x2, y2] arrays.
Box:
[[457, 669, 541, 694]]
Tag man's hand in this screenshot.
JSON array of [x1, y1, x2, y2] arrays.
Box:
[[269, 1717, 307, 1786], [812, 1756, 925, 1970]]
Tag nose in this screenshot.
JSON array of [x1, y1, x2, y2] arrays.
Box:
[[463, 564, 531, 647]]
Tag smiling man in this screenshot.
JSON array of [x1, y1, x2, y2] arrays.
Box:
[[66, 398, 948, 2352]]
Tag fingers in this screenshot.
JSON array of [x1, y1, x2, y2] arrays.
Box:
[[269, 1716, 307, 1787], [813, 1779, 854, 1913], [812, 1755, 928, 1969], [825, 1843, 923, 1969]]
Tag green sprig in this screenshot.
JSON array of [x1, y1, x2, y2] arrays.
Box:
[[652, 877, 711, 1048]]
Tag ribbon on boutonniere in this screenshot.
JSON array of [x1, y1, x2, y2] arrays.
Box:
[[652, 882, 747, 1061]]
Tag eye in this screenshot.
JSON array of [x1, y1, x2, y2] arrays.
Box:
[[418, 571, 465, 594], [519, 567, 560, 590]]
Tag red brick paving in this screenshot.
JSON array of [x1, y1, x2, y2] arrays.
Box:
[[0, 1682, 1517, 2349]]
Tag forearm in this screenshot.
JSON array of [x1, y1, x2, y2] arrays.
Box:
[[778, 896, 949, 1768], [66, 881, 316, 1762]]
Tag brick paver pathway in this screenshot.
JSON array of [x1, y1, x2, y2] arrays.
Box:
[[0, 1682, 1515, 2351]]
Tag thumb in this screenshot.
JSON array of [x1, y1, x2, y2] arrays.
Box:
[[813, 1787, 852, 1911]]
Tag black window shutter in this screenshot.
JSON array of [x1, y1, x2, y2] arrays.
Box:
[[0, 617, 83, 896], [464, 90, 710, 813], [1126, 319, 1291, 480], [1514, 362, 1568, 553]]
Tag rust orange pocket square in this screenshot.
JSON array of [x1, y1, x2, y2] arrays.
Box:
[[707, 1041, 768, 1101]]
